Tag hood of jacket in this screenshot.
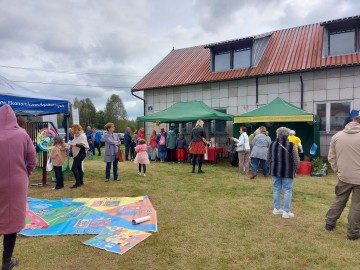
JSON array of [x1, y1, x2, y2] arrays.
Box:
[[0, 105, 18, 130], [343, 121, 360, 134]]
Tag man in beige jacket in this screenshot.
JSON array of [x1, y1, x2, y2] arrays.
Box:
[[326, 116, 360, 240]]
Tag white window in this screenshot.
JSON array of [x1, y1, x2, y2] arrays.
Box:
[[315, 101, 352, 133]]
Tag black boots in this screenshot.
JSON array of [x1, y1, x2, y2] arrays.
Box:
[[192, 166, 195, 173], [2, 258, 18, 270], [198, 162, 204, 173]]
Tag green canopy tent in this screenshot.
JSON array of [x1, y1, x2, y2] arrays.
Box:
[[137, 101, 233, 156], [233, 97, 320, 156], [137, 101, 233, 122]]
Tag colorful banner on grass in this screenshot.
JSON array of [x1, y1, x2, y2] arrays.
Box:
[[21, 196, 157, 236], [83, 226, 152, 254]]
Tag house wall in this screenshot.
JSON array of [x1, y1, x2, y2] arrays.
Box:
[[142, 66, 360, 157]]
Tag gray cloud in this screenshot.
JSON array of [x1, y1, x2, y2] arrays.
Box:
[[0, 0, 359, 121]]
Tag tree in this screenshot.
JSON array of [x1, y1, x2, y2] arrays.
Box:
[[96, 110, 105, 130], [104, 94, 128, 132], [82, 98, 97, 127], [73, 97, 97, 128]]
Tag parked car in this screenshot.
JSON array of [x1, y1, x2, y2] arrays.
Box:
[[99, 131, 124, 146], [115, 133, 125, 144]]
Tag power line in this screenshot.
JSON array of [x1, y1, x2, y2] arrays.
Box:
[[12, 80, 133, 89], [0, 64, 143, 77]]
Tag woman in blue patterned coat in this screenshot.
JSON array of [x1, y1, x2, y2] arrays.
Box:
[[103, 122, 120, 182]]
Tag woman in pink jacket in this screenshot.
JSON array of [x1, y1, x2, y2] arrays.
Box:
[[0, 105, 37, 270]]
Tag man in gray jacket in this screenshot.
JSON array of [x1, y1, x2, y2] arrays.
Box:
[[326, 116, 360, 240]]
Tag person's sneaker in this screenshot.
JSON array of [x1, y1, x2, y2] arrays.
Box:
[[347, 235, 360, 241], [2, 258, 18, 270], [114, 179, 120, 181], [138, 172, 142, 176], [325, 224, 335, 231], [272, 208, 283, 215], [143, 174, 146, 177], [105, 179, 109, 182], [282, 211, 295, 218]]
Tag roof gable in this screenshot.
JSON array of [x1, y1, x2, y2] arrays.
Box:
[[133, 19, 360, 91]]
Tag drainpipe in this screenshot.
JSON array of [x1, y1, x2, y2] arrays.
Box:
[[255, 77, 259, 106], [300, 72, 304, 109], [131, 90, 146, 134]]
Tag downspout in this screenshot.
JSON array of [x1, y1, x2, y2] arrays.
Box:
[[255, 77, 259, 106], [131, 90, 146, 134], [300, 72, 304, 109]]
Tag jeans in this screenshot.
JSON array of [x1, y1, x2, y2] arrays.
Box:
[[159, 150, 166, 161], [326, 180, 360, 237], [151, 147, 157, 161], [106, 159, 118, 180], [251, 158, 268, 176], [272, 176, 294, 213], [94, 142, 101, 156]]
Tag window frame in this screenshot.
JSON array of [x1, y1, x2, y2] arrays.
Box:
[[211, 42, 252, 72], [327, 24, 360, 56], [315, 100, 352, 134]]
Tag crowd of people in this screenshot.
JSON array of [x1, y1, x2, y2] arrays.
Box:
[[3, 101, 360, 269], [231, 125, 302, 218]]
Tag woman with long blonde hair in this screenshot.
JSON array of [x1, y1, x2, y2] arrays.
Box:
[[190, 120, 207, 173]]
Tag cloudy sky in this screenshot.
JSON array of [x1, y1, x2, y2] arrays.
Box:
[[0, 0, 359, 119]]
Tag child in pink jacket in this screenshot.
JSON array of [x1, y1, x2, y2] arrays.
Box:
[[134, 139, 150, 177]]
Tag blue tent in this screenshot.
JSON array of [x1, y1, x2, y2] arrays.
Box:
[[0, 75, 69, 116]]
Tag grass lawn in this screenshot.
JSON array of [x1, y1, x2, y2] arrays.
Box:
[[4, 154, 359, 270]]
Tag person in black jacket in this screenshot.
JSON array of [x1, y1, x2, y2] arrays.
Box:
[[267, 127, 300, 219], [190, 120, 208, 173]]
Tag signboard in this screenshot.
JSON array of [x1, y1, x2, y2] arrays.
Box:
[[72, 108, 79, 124], [147, 106, 153, 111]]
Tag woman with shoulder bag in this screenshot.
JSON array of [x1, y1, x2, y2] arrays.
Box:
[[231, 126, 251, 175], [70, 124, 89, 188]]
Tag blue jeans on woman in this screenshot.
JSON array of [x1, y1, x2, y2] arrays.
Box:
[[272, 176, 294, 212], [251, 158, 268, 176], [106, 159, 118, 180], [159, 150, 166, 162]]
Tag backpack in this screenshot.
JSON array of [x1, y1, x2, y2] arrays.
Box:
[[159, 134, 166, 145]]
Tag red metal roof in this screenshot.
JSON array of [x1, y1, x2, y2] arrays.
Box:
[[132, 22, 360, 91]]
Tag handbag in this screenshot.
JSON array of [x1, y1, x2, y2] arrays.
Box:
[[46, 157, 53, 171], [118, 148, 125, 162], [237, 144, 245, 152]]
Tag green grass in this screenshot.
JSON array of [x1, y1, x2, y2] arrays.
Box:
[[3, 155, 359, 270]]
